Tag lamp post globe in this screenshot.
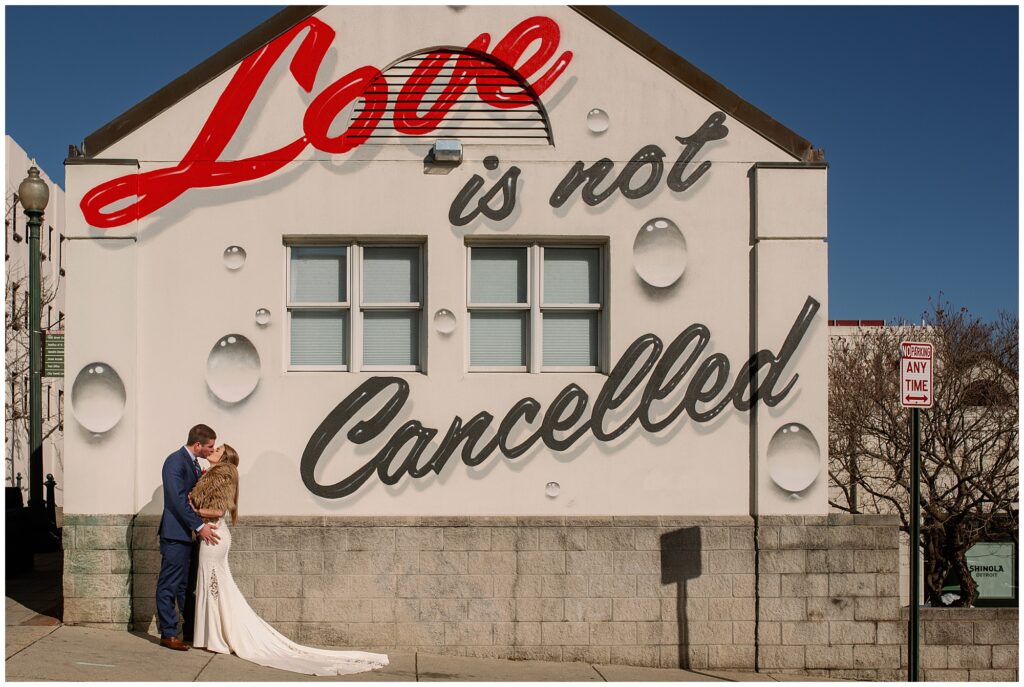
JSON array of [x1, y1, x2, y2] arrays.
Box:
[[18, 166, 49, 213], [19, 166, 49, 546]]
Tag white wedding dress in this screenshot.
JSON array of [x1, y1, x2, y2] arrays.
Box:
[[193, 517, 389, 676]]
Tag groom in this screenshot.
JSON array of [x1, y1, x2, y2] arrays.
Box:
[[157, 423, 220, 651]]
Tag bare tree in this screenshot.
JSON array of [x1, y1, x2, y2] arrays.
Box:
[[829, 300, 1018, 606], [5, 267, 62, 488]]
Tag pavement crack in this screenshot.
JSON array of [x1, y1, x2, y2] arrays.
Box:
[[193, 650, 218, 681], [415, 651, 419, 682], [591, 664, 608, 681], [4, 623, 61, 662]]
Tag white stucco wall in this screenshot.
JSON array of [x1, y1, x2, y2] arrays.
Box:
[[63, 6, 828, 517]]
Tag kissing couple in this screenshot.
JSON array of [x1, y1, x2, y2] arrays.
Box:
[[155, 423, 389, 676]]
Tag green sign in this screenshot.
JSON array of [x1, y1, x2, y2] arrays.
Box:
[[43, 332, 64, 377], [967, 542, 1016, 600]]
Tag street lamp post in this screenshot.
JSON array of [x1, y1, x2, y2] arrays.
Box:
[[18, 167, 49, 542]]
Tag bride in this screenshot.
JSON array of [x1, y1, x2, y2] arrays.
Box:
[[188, 445, 389, 676]]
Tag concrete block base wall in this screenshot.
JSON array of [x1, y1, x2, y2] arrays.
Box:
[[756, 514, 903, 680], [62, 513, 1017, 680], [122, 515, 758, 669], [62, 515, 134, 630], [911, 607, 1018, 681]]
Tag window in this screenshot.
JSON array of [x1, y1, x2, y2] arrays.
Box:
[[287, 243, 423, 370], [468, 243, 603, 372], [941, 540, 1018, 607]]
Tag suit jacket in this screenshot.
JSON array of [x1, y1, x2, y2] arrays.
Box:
[[158, 447, 204, 542]]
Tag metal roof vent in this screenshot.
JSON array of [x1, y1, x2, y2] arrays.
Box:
[[353, 48, 554, 145]]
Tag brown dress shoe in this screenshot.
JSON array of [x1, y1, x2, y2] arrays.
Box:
[[160, 637, 190, 651]]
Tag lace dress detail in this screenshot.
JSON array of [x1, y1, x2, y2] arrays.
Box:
[[192, 517, 388, 676], [208, 568, 219, 600]]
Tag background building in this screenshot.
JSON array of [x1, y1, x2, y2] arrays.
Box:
[[829, 319, 1018, 609], [5, 135, 66, 521]]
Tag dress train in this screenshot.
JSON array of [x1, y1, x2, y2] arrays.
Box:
[[193, 517, 389, 676]]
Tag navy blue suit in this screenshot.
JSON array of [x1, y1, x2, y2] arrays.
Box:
[[156, 447, 205, 639]]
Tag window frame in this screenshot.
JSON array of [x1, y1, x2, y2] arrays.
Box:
[[358, 243, 425, 373], [285, 240, 424, 373], [285, 243, 350, 372], [466, 245, 532, 372], [466, 241, 604, 374]]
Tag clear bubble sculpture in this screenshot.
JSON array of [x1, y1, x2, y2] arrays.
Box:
[[206, 334, 261, 403], [255, 308, 271, 326], [766, 423, 821, 493], [586, 108, 610, 133], [545, 482, 561, 498], [71, 363, 126, 433], [433, 309, 457, 334], [223, 245, 246, 270], [633, 217, 687, 288]]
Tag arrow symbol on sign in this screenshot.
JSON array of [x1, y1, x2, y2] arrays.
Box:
[[905, 395, 929, 402]]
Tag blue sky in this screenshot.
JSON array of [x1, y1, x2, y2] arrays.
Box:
[[5, 5, 1018, 323]]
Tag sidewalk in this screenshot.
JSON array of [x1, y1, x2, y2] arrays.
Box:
[[5, 626, 830, 682], [5, 553, 833, 682]]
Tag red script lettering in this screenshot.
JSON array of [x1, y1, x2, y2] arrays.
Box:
[[81, 16, 573, 228]]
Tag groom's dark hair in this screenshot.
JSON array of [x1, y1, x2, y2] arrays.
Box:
[[187, 423, 216, 445]]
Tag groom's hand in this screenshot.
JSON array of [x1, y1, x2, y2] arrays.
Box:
[[197, 523, 220, 545]]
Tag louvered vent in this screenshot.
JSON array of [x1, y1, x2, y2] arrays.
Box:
[[352, 48, 553, 145]]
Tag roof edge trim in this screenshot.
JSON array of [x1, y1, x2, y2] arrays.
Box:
[[571, 6, 819, 162], [82, 6, 325, 157]]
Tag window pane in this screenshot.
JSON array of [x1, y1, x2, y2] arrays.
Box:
[[470, 247, 527, 304], [543, 312, 598, 367], [290, 246, 346, 303], [363, 311, 420, 366], [543, 247, 600, 304], [290, 310, 347, 365], [363, 246, 420, 303], [470, 312, 528, 366]]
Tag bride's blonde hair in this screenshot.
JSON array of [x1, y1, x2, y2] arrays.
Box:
[[221, 444, 239, 467], [221, 444, 240, 525]]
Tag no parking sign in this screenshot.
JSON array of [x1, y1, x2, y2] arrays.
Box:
[[900, 341, 933, 408]]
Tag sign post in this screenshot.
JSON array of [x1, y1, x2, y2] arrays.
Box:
[[900, 341, 932, 682]]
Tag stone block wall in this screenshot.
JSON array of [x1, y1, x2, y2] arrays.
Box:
[[756, 514, 905, 681], [63, 512, 1017, 680], [62, 514, 134, 630], [122, 515, 756, 668], [907, 607, 1018, 681]]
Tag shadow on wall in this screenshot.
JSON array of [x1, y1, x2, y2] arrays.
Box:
[[661, 527, 702, 670], [129, 487, 163, 634]]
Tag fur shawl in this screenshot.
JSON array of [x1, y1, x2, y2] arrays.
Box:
[[190, 463, 238, 512]]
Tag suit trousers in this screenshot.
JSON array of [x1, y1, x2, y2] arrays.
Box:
[[182, 540, 200, 642], [156, 537, 194, 639]]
